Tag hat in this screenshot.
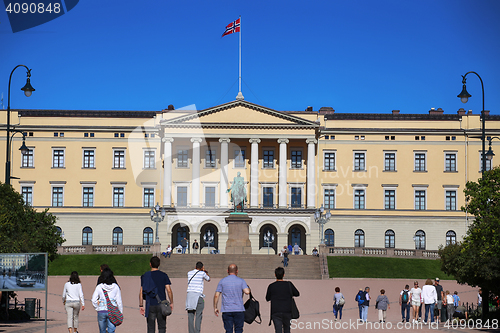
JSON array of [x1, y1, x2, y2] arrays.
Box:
[[436, 278, 440, 281]]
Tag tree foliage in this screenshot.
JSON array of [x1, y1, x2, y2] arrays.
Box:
[[439, 167, 500, 296], [0, 182, 64, 261]]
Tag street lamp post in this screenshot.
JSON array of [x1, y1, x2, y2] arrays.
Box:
[[150, 202, 165, 243], [5, 65, 35, 184], [263, 230, 275, 255], [485, 137, 500, 161], [203, 229, 214, 254], [314, 205, 331, 245], [457, 71, 486, 175]]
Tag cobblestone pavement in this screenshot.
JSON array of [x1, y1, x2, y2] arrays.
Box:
[[2, 274, 484, 333]]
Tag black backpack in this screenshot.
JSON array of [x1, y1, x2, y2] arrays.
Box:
[[402, 290, 409, 303], [244, 292, 262, 324]]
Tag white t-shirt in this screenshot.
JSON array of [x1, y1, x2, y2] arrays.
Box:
[[410, 287, 422, 302], [446, 294, 454, 305]]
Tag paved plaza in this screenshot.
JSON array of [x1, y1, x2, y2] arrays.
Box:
[[2, 273, 483, 333]]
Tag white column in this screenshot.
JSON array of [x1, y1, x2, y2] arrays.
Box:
[[306, 138, 317, 208], [191, 137, 202, 207], [219, 138, 230, 208], [249, 138, 261, 208], [278, 138, 289, 208], [162, 137, 174, 207]]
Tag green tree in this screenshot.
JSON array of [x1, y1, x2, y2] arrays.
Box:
[[0, 182, 64, 261], [439, 167, 500, 315]]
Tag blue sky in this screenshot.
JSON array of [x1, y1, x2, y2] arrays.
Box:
[[1, 0, 500, 114]]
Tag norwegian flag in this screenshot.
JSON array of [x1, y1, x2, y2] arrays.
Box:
[[221, 18, 240, 37]]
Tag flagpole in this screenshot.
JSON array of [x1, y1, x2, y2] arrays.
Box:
[[236, 15, 244, 100]]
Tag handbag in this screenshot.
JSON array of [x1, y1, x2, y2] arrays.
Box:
[[244, 292, 262, 324], [155, 294, 172, 316], [289, 282, 300, 319], [102, 289, 123, 326]]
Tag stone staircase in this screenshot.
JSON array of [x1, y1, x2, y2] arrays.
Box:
[[159, 254, 322, 280]]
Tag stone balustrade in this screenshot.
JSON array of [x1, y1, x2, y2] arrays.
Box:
[[325, 246, 438, 259], [58, 244, 160, 255]]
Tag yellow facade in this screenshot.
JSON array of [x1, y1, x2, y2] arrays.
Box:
[[1, 101, 499, 253]]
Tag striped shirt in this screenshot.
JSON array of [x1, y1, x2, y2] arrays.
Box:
[[187, 269, 210, 295]]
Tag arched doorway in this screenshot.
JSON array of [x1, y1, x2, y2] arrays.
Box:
[[288, 224, 306, 254], [200, 223, 219, 252], [171, 223, 190, 250], [259, 224, 278, 254]]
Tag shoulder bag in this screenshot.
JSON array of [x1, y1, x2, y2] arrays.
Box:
[[102, 289, 123, 326]]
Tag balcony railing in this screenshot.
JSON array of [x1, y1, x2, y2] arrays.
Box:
[[326, 246, 439, 259], [58, 244, 160, 255]]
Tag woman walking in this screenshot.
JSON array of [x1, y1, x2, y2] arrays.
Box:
[[375, 289, 390, 323], [421, 278, 437, 323], [409, 281, 422, 323], [62, 271, 85, 333], [333, 287, 344, 321], [92, 268, 123, 333]]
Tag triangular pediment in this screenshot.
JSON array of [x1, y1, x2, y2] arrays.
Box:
[[162, 100, 318, 129]]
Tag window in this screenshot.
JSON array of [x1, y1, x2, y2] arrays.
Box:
[[414, 230, 425, 250], [385, 230, 395, 248], [22, 186, 33, 205], [177, 149, 188, 168], [445, 190, 456, 210], [113, 227, 123, 245], [83, 187, 94, 207], [52, 149, 65, 168], [82, 227, 93, 245], [113, 150, 125, 168], [291, 150, 302, 168], [205, 149, 216, 168], [354, 229, 365, 247], [263, 150, 274, 168], [263, 187, 274, 208], [177, 186, 187, 207], [354, 152, 365, 171], [234, 149, 245, 168], [143, 188, 154, 207], [143, 227, 154, 245], [324, 188, 335, 209], [83, 149, 95, 168], [21, 148, 34, 168], [354, 189, 365, 209], [446, 230, 456, 246], [324, 152, 335, 171], [415, 190, 426, 210], [324, 229, 334, 246], [445, 153, 457, 172], [384, 152, 395, 171], [113, 187, 124, 207], [414, 153, 426, 171], [52, 187, 63, 207], [291, 187, 301, 208], [205, 187, 216, 207], [144, 150, 155, 169], [385, 190, 395, 209]]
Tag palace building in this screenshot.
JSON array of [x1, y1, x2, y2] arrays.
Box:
[[2, 100, 499, 254]]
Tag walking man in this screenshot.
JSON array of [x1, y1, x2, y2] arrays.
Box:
[[181, 237, 188, 254], [362, 287, 370, 322], [186, 261, 210, 333], [265, 267, 300, 333], [399, 284, 411, 323], [139, 256, 174, 333], [213, 264, 250, 333], [192, 239, 199, 254], [434, 278, 444, 321]]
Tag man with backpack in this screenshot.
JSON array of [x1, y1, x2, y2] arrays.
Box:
[[399, 284, 411, 323], [355, 288, 366, 322]]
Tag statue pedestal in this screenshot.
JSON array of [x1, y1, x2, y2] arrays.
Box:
[[225, 213, 252, 254]]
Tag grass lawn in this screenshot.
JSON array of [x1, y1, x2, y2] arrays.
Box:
[[48, 254, 152, 276], [328, 256, 452, 280]]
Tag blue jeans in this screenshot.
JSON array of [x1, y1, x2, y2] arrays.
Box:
[[98, 311, 115, 333], [358, 305, 363, 320], [424, 303, 435, 323], [222, 311, 244, 333], [283, 257, 288, 267], [182, 246, 187, 254], [401, 303, 410, 322], [362, 305, 368, 321], [333, 304, 343, 320]]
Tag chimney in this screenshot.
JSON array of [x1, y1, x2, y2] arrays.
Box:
[[305, 106, 313, 112], [468, 110, 473, 115], [319, 107, 335, 114], [392, 110, 400, 115], [429, 107, 444, 115], [483, 110, 490, 116], [457, 108, 466, 115], [167, 104, 175, 110]]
